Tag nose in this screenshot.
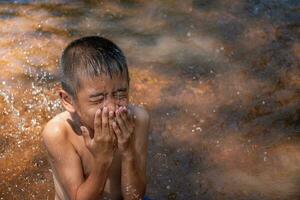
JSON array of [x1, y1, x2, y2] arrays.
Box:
[[103, 97, 117, 112]]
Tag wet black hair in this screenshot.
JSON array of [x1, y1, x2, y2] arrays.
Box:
[[59, 36, 129, 99]]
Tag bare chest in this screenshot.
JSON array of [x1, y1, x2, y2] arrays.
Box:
[[70, 133, 122, 199]]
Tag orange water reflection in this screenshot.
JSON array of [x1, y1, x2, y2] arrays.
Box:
[[0, 1, 299, 199]]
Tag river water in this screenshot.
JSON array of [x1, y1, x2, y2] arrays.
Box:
[[0, 0, 299, 199]]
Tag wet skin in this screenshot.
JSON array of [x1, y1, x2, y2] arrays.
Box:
[[42, 74, 150, 200]]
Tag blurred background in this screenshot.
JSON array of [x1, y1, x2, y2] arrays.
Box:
[[0, 0, 299, 199]]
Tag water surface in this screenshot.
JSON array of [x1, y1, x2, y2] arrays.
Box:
[[0, 0, 299, 199]]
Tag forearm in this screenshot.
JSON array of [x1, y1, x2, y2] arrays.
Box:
[[121, 151, 146, 200], [75, 160, 111, 200]]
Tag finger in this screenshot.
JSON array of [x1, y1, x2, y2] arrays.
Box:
[[102, 106, 109, 136], [116, 111, 128, 135], [112, 130, 118, 149], [127, 107, 133, 120], [115, 106, 121, 115], [108, 110, 115, 137], [122, 107, 135, 132], [112, 120, 122, 139], [117, 107, 129, 130], [94, 108, 102, 138], [80, 126, 91, 147], [120, 107, 128, 121]]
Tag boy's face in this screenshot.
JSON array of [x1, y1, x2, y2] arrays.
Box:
[[74, 74, 129, 130]]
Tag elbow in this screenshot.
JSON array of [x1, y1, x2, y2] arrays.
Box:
[[73, 185, 102, 200], [141, 174, 147, 196], [140, 189, 146, 199], [138, 180, 147, 199], [123, 184, 146, 200], [140, 179, 147, 196]]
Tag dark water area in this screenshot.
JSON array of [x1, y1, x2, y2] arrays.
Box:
[[0, 0, 299, 199]]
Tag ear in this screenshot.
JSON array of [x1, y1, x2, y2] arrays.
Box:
[[59, 89, 76, 113]]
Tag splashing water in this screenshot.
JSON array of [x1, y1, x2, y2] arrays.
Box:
[[0, 0, 299, 200]]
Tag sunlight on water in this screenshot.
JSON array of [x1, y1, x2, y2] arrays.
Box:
[[0, 0, 299, 199]]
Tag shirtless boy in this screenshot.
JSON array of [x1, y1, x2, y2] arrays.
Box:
[[42, 36, 150, 200]]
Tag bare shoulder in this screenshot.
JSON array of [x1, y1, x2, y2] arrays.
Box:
[[42, 111, 70, 148]]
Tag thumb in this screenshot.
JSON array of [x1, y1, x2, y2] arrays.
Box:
[[80, 126, 91, 146]]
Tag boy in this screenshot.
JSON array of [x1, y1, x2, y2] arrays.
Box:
[[42, 36, 150, 200]]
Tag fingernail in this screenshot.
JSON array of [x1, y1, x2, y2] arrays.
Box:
[[103, 107, 107, 112]]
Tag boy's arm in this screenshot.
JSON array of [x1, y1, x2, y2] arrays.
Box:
[[42, 122, 111, 200], [113, 107, 150, 199]]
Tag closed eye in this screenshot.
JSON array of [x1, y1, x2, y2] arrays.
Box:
[[90, 97, 104, 103]]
